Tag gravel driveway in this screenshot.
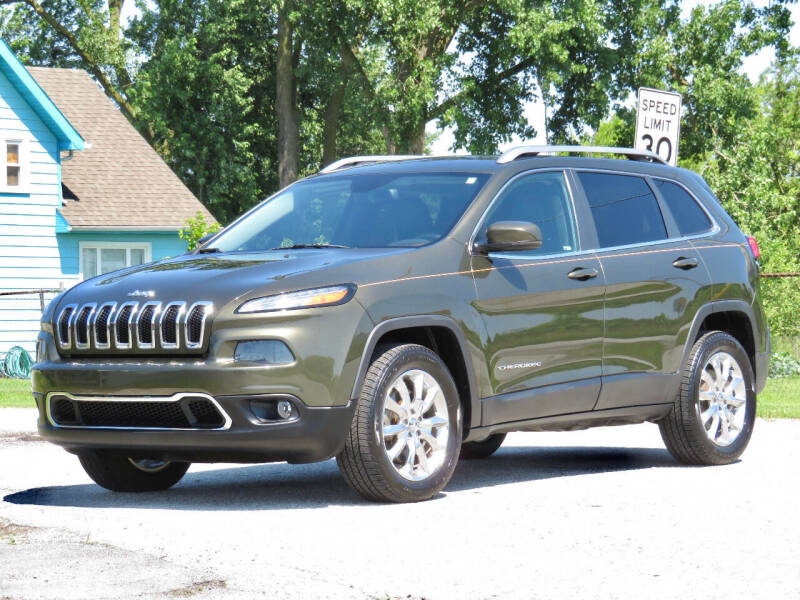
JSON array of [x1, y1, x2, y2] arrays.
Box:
[[1, 407, 798, 599]]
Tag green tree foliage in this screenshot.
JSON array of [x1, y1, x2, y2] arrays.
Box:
[[698, 59, 800, 337], [7, 0, 775, 214], [179, 211, 221, 250]]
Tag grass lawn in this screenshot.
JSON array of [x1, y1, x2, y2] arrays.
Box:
[[758, 377, 800, 419], [0, 376, 798, 417], [0, 378, 34, 408]]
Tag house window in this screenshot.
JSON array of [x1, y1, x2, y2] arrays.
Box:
[[79, 242, 152, 279], [2, 140, 25, 189]]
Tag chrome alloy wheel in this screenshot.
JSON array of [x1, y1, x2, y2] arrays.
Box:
[[381, 369, 450, 481], [698, 351, 747, 447], [128, 458, 170, 473]]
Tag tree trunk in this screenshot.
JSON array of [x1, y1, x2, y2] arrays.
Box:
[[276, 0, 299, 188], [322, 50, 353, 166], [408, 121, 426, 154]]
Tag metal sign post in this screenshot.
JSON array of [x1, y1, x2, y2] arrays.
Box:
[[634, 87, 683, 166]]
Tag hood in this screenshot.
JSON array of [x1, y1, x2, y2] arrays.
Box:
[[57, 247, 405, 311]]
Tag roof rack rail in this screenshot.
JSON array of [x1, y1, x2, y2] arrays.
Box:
[[496, 145, 668, 165], [319, 155, 424, 173]]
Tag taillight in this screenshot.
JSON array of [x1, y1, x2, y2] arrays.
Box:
[[746, 235, 760, 260]]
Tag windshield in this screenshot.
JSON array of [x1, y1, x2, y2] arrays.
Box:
[[210, 171, 491, 251]]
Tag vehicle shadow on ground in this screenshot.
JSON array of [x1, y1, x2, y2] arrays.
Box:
[[4, 445, 677, 511]]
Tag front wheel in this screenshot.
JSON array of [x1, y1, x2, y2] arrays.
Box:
[[78, 450, 190, 492], [659, 331, 756, 465], [337, 343, 462, 502]]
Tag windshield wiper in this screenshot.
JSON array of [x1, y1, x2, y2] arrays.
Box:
[[271, 243, 350, 250], [197, 247, 222, 254]]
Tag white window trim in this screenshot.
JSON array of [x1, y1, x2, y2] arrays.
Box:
[[0, 138, 29, 193], [79, 241, 152, 280]]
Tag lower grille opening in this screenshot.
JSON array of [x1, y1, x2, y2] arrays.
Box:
[[49, 395, 226, 429], [52, 397, 79, 425]]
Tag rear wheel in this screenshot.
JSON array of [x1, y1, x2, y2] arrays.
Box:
[[460, 433, 506, 459], [78, 450, 190, 492], [659, 331, 756, 465], [337, 343, 462, 502]]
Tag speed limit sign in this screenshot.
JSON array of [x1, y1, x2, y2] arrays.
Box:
[[634, 87, 682, 166]]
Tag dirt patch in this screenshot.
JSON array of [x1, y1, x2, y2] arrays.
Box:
[[0, 433, 41, 444], [0, 519, 35, 542], [166, 579, 227, 597]]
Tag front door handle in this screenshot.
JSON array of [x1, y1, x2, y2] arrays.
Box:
[[567, 267, 599, 281], [672, 256, 699, 270]]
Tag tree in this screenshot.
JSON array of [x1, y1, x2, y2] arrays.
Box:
[[699, 58, 800, 337], [592, 0, 793, 158], [0, 0, 143, 132]]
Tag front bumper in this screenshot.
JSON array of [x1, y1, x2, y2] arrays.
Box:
[[34, 391, 355, 464]]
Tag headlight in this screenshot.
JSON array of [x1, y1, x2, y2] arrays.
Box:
[[236, 284, 356, 314]]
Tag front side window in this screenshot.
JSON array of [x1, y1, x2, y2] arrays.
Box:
[[577, 172, 667, 248], [211, 172, 491, 251], [81, 244, 151, 279], [476, 170, 578, 255], [653, 179, 712, 237]]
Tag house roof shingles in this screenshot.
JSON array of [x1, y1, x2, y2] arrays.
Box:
[[27, 67, 214, 229]]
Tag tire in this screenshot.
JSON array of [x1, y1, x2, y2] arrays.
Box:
[[78, 450, 190, 492], [460, 433, 506, 460], [337, 343, 462, 502], [659, 331, 756, 466]]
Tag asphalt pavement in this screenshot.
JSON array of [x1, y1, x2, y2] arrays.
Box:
[[1, 407, 798, 599]]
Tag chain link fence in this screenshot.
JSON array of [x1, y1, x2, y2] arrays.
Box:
[[0, 280, 798, 414], [0, 288, 62, 379]]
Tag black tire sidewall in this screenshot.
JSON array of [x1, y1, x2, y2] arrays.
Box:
[[78, 450, 190, 492], [687, 333, 756, 461], [365, 347, 462, 501]]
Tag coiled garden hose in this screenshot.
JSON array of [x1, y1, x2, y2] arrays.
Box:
[[0, 346, 32, 379]]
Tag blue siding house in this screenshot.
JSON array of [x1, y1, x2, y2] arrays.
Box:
[[0, 40, 214, 355]]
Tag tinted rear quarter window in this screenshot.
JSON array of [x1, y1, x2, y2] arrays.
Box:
[[577, 172, 667, 248], [654, 179, 712, 236]]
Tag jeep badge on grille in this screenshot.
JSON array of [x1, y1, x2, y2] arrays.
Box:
[[127, 290, 156, 298]]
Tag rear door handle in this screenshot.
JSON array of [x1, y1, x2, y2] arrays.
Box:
[[567, 267, 599, 281], [672, 256, 699, 270]]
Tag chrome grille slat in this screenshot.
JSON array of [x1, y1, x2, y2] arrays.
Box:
[[135, 301, 160, 349], [93, 302, 116, 349], [74, 303, 96, 349], [53, 299, 213, 354]]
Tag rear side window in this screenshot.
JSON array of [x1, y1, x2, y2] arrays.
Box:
[[577, 172, 667, 248], [653, 179, 712, 236]]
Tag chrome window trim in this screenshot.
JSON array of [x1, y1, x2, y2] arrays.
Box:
[[468, 168, 584, 260], [159, 301, 187, 349], [134, 301, 162, 349], [56, 303, 78, 350], [73, 303, 97, 350], [185, 301, 213, 350], [45, 391, 233, 431], [92, 302, 117, 350], [113, 301, 139, 350], [571, 168, 721, 254]]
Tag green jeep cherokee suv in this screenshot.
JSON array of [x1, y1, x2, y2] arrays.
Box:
[[33, 145, 770, 503]]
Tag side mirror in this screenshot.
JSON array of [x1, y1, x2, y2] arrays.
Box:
[[476, 221, 543, 253], [196, 233, 216, 247]]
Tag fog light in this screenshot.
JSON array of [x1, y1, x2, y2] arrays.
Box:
[[234, 340, 294, 364], [250, 397, 299, 423], [277, 400, 293, 420]]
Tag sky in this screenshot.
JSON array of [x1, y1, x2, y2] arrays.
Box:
[[428, 0, 800, 155]]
